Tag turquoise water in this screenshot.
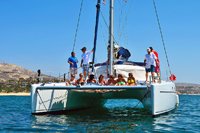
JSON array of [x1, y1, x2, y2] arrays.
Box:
[[0, 95, 199, 132]]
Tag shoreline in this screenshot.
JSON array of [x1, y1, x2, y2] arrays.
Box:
[[0, 92, 30, 96]]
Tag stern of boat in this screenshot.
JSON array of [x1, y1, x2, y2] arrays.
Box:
[[31, 83, 106, 114], [31, 83, 69, 114], [150, 81, 179, 116]]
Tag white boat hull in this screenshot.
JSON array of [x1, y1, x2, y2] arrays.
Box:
[[31, 83, 106, 114], [31, 82, 179, 116], [150, 82, 179, 115]]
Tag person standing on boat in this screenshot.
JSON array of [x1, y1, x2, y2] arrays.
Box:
[[68, 51, 78, 76], [80, 47, 93, 79], [149, 47, 160, 81], [144, 48, 157, 83]]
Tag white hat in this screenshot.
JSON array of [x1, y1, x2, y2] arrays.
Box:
[[114, 44, 120, 49]]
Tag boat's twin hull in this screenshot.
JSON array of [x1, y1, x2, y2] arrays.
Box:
[[31, 82, 179, 116], [31, 85, 106, 114], [150, 82, 179, 115]]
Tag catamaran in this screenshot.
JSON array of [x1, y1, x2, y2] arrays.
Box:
[[31, 0, 179, 116]]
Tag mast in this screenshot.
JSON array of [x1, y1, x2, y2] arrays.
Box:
[[92, 0, 101, 72], [109, 0, 114, 75]]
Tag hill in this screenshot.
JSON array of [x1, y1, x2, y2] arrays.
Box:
[[0, 63, 57, 92], [0, 63, 37, 82], [176, 82, 200, 94]]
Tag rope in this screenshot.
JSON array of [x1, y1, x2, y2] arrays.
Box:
[[116, 0, 128, 43], [101, 1, 128, 45], [72, 0, 84, 52], [100, 10, 118, 44], [117, 0, 123, 41], [152, 0, 172, 75], [133, 85, 151, 108]]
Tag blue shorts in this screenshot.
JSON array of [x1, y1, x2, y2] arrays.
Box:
[[146, 65, 155, 72], [83, 64, 89, 73]]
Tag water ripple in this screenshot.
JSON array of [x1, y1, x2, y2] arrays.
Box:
[[0, 95, 199, 132]]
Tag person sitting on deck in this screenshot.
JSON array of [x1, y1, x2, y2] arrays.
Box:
[[87, 73, 97, 84], [106, 75, 116, 85], [66, 74, 76, 86], [98, 74, 106, 85], [115, 74, 126, 86], [127, 73, 136, 86], [76, 73, 85, 86]]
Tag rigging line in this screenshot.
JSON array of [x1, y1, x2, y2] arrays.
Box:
[[99, 21, 107, 47], [133, 86, 151, 108], [117, 0, 123, 42], [152, 0, 172, 75], [100, 10, 109, 30], [117, 0, 131, 46], [117, 0, 127, 43], [72, 0, 84, 52], [100, 10, 118, 44], [123, 1, 130, 45]]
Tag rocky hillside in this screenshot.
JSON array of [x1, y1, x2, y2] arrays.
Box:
[[176, 83, 200, 94], [0, 63, 59, 92], [0, 63, 37, 82], [0, 63, 58, 83]]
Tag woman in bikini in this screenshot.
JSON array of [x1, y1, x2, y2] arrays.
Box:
[[127, 73, 136, 86], [115, 74, 126, 86]]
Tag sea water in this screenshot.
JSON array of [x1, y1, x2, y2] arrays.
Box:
[[0, 95, 199, 132]]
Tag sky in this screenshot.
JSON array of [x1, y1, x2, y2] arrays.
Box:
[[0, 0, 199, 84]]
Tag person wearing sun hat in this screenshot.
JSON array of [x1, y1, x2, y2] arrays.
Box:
[[144, 47, 157, 83]]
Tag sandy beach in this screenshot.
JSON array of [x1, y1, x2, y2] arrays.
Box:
[[0, 92, 30, 96]]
